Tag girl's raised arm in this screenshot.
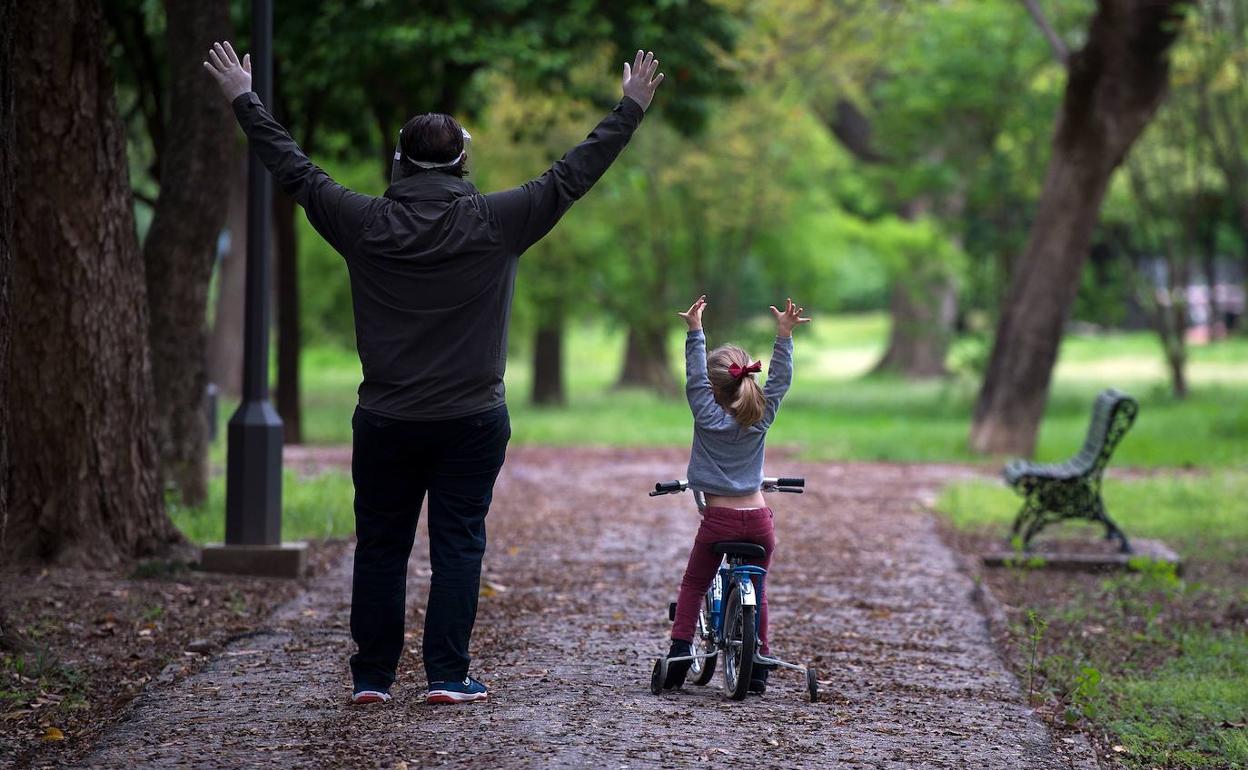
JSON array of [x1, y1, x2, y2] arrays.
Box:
[[678, 296, 720, 424]]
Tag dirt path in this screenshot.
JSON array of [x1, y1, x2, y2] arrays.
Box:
[[74, 448, 1087, 769]]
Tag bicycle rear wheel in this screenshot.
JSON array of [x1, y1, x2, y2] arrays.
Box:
[[722, 583, 755, 701]]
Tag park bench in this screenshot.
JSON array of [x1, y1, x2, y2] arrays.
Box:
[[1003, 389, 1139, 553]]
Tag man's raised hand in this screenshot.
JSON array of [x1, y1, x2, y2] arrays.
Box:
[[678, 295, 707, 332], [769, 298, 811, 338], [203, 41, 252, 102], [622, 50, 665, 111]]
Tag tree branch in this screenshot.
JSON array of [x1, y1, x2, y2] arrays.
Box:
[[1021, 0, 1069, 65]]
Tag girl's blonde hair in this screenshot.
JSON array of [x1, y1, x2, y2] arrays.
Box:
[[707, 344, 765, 427]]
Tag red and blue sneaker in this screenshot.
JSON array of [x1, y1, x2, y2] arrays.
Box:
[[426, 676, 489, 704]]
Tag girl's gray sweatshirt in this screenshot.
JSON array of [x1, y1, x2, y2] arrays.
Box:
[[684, 329, 793, 496]]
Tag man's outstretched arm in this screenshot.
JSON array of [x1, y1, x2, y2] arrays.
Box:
[[485, 49, 665, 254], [203, 41, 375, 256]]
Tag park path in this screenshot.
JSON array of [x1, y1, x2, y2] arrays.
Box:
[[74, 448, 1090, 770]]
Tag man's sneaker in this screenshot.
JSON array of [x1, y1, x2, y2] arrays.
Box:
[[748, 664, 773, 695], [351, 689, 392, 705], [427, 677, 489, 704], [663, 640, 693, 690]]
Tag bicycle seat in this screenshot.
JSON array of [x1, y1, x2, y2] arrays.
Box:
[[713, 542, 766, 560]]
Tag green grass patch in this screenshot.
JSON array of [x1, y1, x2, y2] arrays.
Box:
[[1102, 633, 1248, 767], [231, 313, 1248, 467], [169, 470, 355, 544]]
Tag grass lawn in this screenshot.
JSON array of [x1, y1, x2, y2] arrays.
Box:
[[169, 470, 356, 545], [937, 474, 1248, 768], [278, 314, 1248, 467]]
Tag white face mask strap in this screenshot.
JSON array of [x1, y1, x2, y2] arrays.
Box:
[[396, 126, 471, 169]]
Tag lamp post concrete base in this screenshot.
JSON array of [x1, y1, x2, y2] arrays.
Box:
[[200, 541, 309, 578]]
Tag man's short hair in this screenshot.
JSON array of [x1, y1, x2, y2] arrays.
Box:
[[400, 113, 467, 178]]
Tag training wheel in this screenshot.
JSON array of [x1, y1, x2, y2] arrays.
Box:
[[806, 666, 819, 702], [650, 658, 667, 695]]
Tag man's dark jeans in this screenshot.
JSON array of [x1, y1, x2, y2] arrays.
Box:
[[349, 404, 510, 692]]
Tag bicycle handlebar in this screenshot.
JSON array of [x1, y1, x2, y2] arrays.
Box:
[[648, 477, 805, 496]]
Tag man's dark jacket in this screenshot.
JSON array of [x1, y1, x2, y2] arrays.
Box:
[[232, 92, 645, 419]]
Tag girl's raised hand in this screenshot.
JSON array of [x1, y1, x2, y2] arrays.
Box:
[[769, 298, 811, 338], [677, 295, 708, 331]]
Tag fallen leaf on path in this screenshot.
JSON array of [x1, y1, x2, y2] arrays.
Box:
[[42, 727, 65, 741], [480, 580, 508, 598]]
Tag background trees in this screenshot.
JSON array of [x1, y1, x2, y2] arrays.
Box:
[[8, 0, 1239, 565]]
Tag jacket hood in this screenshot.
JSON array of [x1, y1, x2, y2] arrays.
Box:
[[384, 173, 479, 204]]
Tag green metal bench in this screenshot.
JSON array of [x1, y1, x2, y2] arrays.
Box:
[[1004, 389, 1139, 553]]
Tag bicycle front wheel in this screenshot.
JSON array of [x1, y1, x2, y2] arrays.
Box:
[[722, 584, 755, 701]]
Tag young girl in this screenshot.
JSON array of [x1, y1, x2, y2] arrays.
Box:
[[663, 294, 810, 694]]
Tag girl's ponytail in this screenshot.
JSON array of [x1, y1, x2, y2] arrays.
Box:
[[707, 344, 766, 428], [731, 375, 765, 427]]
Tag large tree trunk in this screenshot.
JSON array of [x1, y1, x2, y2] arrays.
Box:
[[616, 326, 677, 394], [274, 190, 303, 444], [207, 153, 248, 398], [531, 323, 566, 406], [872, 277, 957, 378], [970, 0, 1186, 456], [7, 0, 179, 566], [0, 0, 13, 555], [143, 0, 232, 505]]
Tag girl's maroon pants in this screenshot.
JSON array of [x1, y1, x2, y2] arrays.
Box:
[[670, 506, 775, 654]]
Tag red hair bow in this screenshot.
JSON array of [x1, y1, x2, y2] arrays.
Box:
[[729, 360, 762, 380]]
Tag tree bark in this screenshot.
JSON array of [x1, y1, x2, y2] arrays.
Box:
[[616, 326, 677, 394], [273, 190, 303, 444], [0, 0, 14, 556], [970, 0, 1186, 456], [143, 0, 233, 505], [531, 323, 566, 406], [207, 152, 248, 398], [7, 0, 179, 566], [872, 277, 957, 378]]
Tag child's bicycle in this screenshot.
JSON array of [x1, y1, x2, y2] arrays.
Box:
[[647, 476, 819, 702]]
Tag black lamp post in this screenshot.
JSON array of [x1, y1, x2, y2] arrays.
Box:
[[203, 0, 305, 577]]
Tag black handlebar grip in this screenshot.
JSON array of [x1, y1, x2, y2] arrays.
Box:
[[654, 481, 683, 493], [776, 477, 805, 488]]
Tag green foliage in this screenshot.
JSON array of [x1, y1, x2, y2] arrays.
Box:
[[1068, 665, 1102, 722]]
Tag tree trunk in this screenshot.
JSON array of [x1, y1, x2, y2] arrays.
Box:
[[616, 326, 677, 395], [970, 0, 1186, 456], [273, 190, 302, 444], [143, 0, 233, 505], [7, 0, 179, 566], [0, 0, 13, 555], [531, 323, 566, 406], [872, 277, 957, 378], [207, 152, 248, 398]]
